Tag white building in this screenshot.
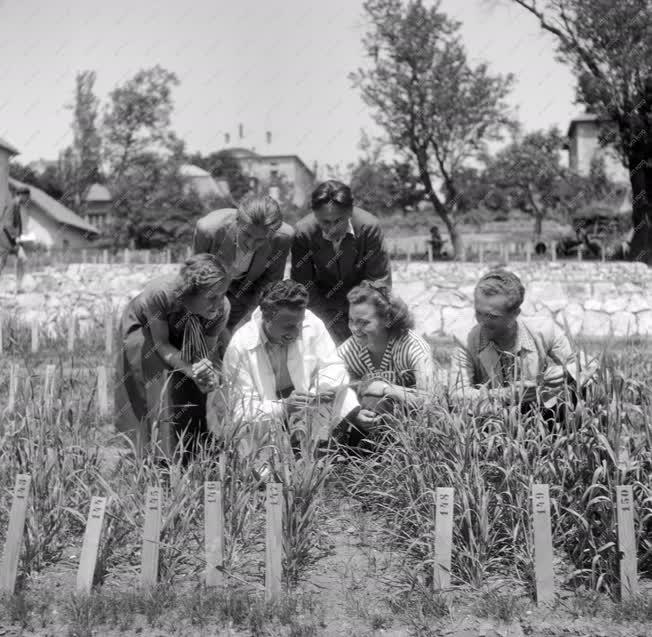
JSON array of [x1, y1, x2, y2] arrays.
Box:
[[565, 114, 630, 182]]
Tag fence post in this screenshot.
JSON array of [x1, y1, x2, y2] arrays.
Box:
[[532, 484, 554, 605], [204, 481, 224, 587], [616, 485, 638, 599], [123, 248, 130, 265], [141, 486, 162, 587], [525, 242, 532, 263], [7, 364, 17, 413], [68, 315, 76, 352], [76, 496, 107, 593], [31, 321, 39, 354], [165, 248, 172, 264], [0, 474, 31, 594], [102, 249, 109, 264], [144, 250, 150, 265], [105, 311, 113, 355], [433, 487, 454, 591], [550, 241, 557, 262], [265, 482, 283, 602], [96, 366, 109, 417]]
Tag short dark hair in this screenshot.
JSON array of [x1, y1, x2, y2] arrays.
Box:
[[347, 280, 414, 338], [311, 180, 353, 212], [260, 280, 309, 318], [475, 269, 525, 313], [236, 194, 282, 233], [176, 253, 230, 298]]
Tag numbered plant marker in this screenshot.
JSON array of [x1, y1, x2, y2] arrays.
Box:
[[96, 366, 109, 417], [0, 474, 31, 593], [532, 484, 554, 605], [141, 486, 162, 586], [76, 496, 107, 593], [433, 487, 454, 590], [204, 481, 224, 587], [616, 485, 638, 599], [265, 482, 283, 602]]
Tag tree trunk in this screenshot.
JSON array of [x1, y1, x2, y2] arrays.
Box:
[[627, 150, 652, 265], [534, 213, 543, 239], [415, 151, 463, 259]]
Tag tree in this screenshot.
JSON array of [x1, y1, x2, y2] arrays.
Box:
[[9, 161, 65, 200], [508, 0, 652, 263], [483, 128, 570, 237], [103, 65, 181, 181], [67, 71, 102, 206], [185, 150, 250, 202], [352, 0, 516, 257], [350, 140, 426, 214], [102, 66, 185, 246]]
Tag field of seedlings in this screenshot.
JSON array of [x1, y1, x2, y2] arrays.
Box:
[[1, 315, 651, 637]]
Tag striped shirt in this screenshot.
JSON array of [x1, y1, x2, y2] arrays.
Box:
[[337, 330, 436, 391]]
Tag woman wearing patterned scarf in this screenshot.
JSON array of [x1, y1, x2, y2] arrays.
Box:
[[114, 254, 230, 455]]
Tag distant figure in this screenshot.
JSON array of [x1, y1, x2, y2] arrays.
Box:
[[338, 280, 440, 446], [291, 180, 391, 344], [449, 268, 597, 418], [534, 242, 547, 256], [114, 254, 231, 456], [0, 186, 30, 291], [193, 194, 294, 333], [429, 226, 443, 258]]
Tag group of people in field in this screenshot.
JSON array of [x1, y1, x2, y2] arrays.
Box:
[[113, 179, 597, 460]]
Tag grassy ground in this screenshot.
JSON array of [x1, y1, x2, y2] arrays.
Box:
[[0, 336, 651, 636]]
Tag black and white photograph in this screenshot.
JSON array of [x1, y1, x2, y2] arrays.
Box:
[[0, 0, 651, 634]]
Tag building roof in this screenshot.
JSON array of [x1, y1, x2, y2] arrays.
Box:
[[254, 154, 315, 178], [220, 147, 260, 159], [566, 114, 611, 138], [179, 163, 212, 178], [82, 183, 112, 203], [0, 136, 19, 156], [10, 177, 99, 235]]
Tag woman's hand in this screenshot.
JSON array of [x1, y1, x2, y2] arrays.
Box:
[[356, 408, 382, 432], [192, 358, 217, 392]]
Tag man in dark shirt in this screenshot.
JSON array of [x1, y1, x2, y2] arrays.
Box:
[[0, 186, 29, 291], [291, 180, 391, 344]]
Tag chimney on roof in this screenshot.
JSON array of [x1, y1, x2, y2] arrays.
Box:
[[266, 131, 272, 145], [238, 123, 244, 140], [224, 132, 230, 145]]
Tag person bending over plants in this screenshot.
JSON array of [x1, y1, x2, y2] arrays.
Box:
[[114, 253, 230, 456]]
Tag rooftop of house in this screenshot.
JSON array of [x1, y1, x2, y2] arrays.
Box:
[[0, 136, 19, 156], [83, 183, 112, 203], [10, 177, 99, 235]]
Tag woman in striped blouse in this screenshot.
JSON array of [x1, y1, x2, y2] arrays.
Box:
[[114, 254, 230, 456], [337, 281, 438, 436]]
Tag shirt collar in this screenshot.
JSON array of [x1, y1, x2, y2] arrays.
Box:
[[322, 219, 355, 243], [478, 318, 535, 354]]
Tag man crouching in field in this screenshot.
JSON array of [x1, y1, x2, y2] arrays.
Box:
[[222, 280, 360, 468], [449, 269, 597, 416]]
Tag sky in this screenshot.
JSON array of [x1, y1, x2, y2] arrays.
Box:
[[0, 0, 580, 173]]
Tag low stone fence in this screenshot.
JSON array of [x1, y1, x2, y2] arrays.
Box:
[[1, 261, 651, 341], [395, 261, 652, 339]]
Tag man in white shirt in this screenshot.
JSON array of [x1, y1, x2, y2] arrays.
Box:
[[222, 280, 359, 453]]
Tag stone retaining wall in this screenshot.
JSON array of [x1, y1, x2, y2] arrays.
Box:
[[1, 261, 651, 340]]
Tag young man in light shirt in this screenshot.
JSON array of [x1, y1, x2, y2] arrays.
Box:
[[449, 269, 597, 416], [222, 280, 367, 458]]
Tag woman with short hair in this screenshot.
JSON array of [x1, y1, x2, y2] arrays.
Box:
[[338, 280, 439, 437], [114, 253, 231, 454], [193, 194, 294, 331]]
